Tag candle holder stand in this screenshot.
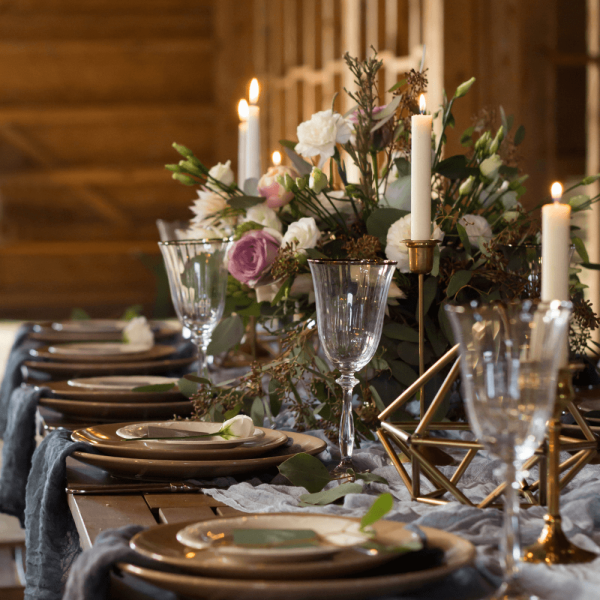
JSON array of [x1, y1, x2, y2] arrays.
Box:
[[377, 261, 599, 509], [523, 369, 597, 564]]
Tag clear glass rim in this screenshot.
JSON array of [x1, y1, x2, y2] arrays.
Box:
[[445, 299, 573, 314], [158, 237, 233, 247], [307, 258, 397, 265]]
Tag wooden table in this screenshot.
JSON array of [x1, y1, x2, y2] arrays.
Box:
[[65, 457, 246, 599]]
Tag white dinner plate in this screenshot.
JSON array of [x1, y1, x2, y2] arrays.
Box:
[[116, 421, 265, 449], [176, 514, 372, 563], [68, 375, 178, 391]]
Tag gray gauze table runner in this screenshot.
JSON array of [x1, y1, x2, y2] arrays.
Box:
[[200, 432, 600, 600]]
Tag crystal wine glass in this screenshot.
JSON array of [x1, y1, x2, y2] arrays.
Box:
[[445, 300, 571, 600], [308, 259, 396, 474], [159, 239, 232, 376]]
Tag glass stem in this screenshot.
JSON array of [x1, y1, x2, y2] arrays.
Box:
[[336, 372, 358, 466], [502, 460, 521, 585], [195, 330, 211, 378]]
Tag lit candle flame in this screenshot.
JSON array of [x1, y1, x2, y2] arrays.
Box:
[[419, 94, 426, 115], [238, 99, 249, 121], [551, 181, 563, 203], [249, 78, 260, 105], [272, 151, 282, 166]]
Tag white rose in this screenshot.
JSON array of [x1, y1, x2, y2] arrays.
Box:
[[295, 109, 352, 167], [458, 214, 493, 250], [241, 203, 283, 233], [385, 214, 444, 273], [122, 316, 154, 349], [207, 160, 234, 191], [282, 217, 320, 250], [480, 154, 503, 179], [219, 414, 255, 439], [387, 281, 406, 299]]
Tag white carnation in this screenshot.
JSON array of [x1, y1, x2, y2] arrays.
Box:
[[282, 217, 320, 250], [122, 317, 154, 349], [207, 160, 234, 191], [458, 214, 493, 250], [295, 110, 352, 167], [190, 190, 228, 223], [385, 214, 444, 273], [241, 203, 283, 233]]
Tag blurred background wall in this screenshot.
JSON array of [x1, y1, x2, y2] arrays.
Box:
[[0, 0, 595, 320]]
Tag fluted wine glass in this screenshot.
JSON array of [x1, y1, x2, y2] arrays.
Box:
[[308, 259, 396, 474], [446, 300, 571, 600], [159, 239, 232, 376]]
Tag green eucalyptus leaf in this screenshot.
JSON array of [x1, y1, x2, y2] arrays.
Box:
[[369, 385, 386, 412], [569, 194, 591, 211], [513, 125, 526, 146], [250, 396, 265, 427], [207, 315, 245, 355], [438, 302, 455, 344], [434, 155, 478, 180], [360, 493, 394, 529], [389, 360, 418, 386], [387, 78, 406, 92], [284, 147, 312, 176], [393, 157, 411, 177], [372, 96, 402, 120], [279, 139, 297, 150], [354, 471, 389, 485], [383, 323, 419, 342], [178, 377, 200, 398], [422, 276, 438, 315], [278, 453, 331, 493], [446, 270, 473, 297], [299, 482, 363, 506], [573, 237, 590, 263], [228, 195, 264, 210], [456, 223, 472, 256], [366, 208, 408, 244], [582, 174, 600, 185]]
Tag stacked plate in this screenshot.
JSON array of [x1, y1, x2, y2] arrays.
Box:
[[118, 514, 475, 599], [25, 339, 194, 378], [39, 375, 192, 421], [30, 319, 181, 343], [70, 422, 326, 480]]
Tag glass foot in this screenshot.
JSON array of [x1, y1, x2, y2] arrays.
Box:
[[330, 459, 355, 480], [488, 581, 538, 600]]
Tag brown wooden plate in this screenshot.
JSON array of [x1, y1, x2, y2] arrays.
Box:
[[31, 344, 176, 363]]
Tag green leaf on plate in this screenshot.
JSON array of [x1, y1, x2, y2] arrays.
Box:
[[360, 493, 394, 530], [182, 374, 211, 384], [299, 482, 363, 506], [232, 529, 319, 548], [278, 452, 331, 493], [131, 383, 176, 393]]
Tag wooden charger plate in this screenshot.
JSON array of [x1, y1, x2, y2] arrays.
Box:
[[31, 344, 176, 363], [121, 521, 475, 600], [30, 320, 181, 343], [23, 356, 195, 378], [39, 397, 192, 421], [43, 379, 184, 404], [71, 424, 288, 460], [71, 430, 326, 480]]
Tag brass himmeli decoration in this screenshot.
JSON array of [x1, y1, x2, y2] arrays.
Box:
[[377, 243, 599, 530]]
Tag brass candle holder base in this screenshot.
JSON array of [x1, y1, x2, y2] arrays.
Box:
[[523, 514, 596, 565]]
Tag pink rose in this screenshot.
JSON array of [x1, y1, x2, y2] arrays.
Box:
[[228, 230, 281, 287], [257, 166, 299, 209]]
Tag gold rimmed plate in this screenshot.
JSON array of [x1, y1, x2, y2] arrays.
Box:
[[121, 521, 475, 599], [23, 355, 195, 377], [39, 397, 192, 421], [71, 424, 288, 460], [43, 378, 183, 404], [70, 430, 326, 480], [130, 516, 405, 579], [31, 344, 176, 363]]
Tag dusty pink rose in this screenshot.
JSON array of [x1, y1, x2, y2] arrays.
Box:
[[257, 165, 299, 209], [228, 229, 281, 287]]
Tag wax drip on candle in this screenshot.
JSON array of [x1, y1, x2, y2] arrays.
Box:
[[272, 151, 282, 166], [419, 94, 426, 115], [551, 181, 563, 203], [249, 78, 260, 105], [238, 99, 249, 121]]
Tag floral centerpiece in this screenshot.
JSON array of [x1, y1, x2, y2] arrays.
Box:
[[165, 51, 600, 442]]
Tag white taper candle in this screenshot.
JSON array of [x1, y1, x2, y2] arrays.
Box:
[[245, 78, 261, 181]]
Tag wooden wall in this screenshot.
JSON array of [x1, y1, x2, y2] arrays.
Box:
[[0, 0, 254, 319]]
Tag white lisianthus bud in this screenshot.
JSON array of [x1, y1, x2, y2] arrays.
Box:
[[309, 167, 328, 193], [218, 415, 255, 439], [207, 160, 234, 191], [454, 77, 476, 99], [480, 154, 503, 180], [489, 126, 504, 154], [502, 211, 520, 222], [282, 217, 321, 250], [122, 317, 154, 349], [459, 175, 476, 196]]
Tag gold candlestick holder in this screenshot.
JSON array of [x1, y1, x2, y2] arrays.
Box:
[[523, 368, 597, 564]]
